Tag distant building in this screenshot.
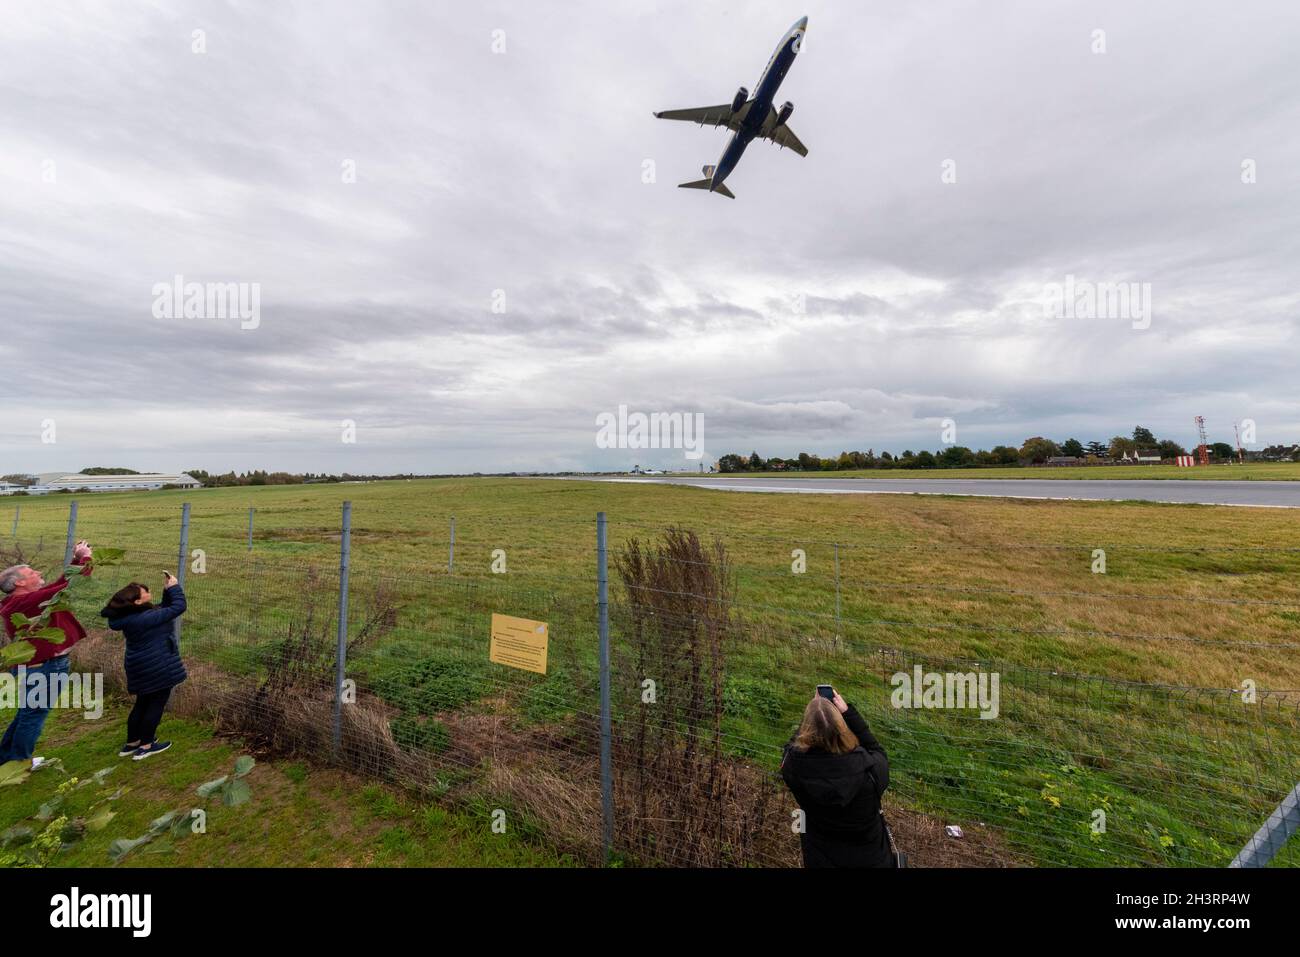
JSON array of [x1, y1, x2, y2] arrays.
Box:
[[1245, 445, 1300, 462], [1044, 456, 1081, 466], [1, 472, 203, 495], [1119, 450, 1162, 464]]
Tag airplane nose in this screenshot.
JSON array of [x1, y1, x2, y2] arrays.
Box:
[[796, 16, 808, 30]]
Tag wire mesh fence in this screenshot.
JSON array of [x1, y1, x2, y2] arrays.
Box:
[[2, 494, 1298, 867]]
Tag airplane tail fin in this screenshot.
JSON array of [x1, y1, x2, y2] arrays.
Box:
[[677, 165, 736, 198]]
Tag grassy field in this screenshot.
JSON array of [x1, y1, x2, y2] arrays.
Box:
[[3, 477, 1299, 867], [0, 696, 572, 867], [692, 462, 1300, 481]]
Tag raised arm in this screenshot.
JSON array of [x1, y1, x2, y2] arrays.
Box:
[[842, 703, 885, 754], [25, 550, 90, 606]]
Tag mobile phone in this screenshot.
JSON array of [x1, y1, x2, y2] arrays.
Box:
[[816, 684, 834, 701]]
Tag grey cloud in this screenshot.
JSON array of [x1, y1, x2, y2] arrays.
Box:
[[1, 0, 1297, 473]]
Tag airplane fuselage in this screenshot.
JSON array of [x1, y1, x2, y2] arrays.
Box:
[[712, 17, 806, 191]]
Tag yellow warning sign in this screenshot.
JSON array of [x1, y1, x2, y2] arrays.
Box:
[[489, 614, 549, 674]]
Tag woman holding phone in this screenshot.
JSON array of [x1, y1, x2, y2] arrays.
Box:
[[780, 685, 896, 867], [99, 570, 188, 760]]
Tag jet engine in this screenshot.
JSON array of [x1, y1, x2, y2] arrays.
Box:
[[731, 86, 749, 113], [776, 101, 794, 126]]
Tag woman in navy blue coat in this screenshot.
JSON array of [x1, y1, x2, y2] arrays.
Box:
[[100, 572, 188, 760]]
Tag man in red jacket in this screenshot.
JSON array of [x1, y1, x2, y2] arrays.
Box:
[[0, 541, 93, 767]]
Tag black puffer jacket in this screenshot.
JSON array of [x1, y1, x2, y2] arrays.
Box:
[[780, 703, 893, 867]]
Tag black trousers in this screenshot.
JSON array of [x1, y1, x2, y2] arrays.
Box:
[[127, 688, 172, 744]]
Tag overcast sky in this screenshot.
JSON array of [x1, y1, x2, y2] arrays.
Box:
[[1, 0, 1297, 474]]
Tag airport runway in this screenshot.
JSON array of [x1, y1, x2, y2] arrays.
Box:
[[571, 476, 1300, 508]]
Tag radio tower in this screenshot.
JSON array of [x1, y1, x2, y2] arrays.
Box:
[[1195, 415, 1210, 466]]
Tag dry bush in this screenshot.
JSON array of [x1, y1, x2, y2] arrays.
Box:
[[609, 526, 786, 865]]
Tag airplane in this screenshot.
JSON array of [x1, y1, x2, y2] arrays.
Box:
[[653, 16, 809, 199]]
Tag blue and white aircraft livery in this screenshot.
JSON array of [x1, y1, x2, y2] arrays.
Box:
[[654, 16, 809, 199]]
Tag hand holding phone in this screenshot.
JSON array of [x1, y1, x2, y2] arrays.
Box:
[[163, 570, 178, 587]]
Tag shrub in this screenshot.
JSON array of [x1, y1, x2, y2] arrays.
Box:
[[389, 715, 451, 754], [722, 675, 784, 724], [376, 653, 487, 715]]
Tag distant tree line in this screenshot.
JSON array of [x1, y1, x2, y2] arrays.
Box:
[[182, 470, 436, 487], [715, 426, 1278, 473]]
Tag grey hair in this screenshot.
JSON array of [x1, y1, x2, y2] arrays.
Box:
[[0, 565, 30, 595]]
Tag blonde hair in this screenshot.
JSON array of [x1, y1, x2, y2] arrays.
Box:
[[794, 696, 859, 754]]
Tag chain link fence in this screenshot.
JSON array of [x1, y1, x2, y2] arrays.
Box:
[[3, 495, 1298, 867]]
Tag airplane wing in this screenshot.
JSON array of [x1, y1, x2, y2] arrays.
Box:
[[653, 101, 754, 132], [654, 102, 807, 154], [766, 122, 808, 156], [758, 107, 808, 156]]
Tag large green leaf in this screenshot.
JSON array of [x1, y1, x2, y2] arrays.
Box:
[[147, 810, 179, 834], [7, 613, 31, 628], [35, 795, 64, 821], [169, 811, 196, 838], [0, 760, 32, 787], [28, 627, 67, 643], [1, 824, 34, 847], [0, 641, 35, 668], [196, 775, 228, 798], [90, 548, 126, 567], [85, 805, 117, 832], [233, 756, 256, 778], [108, 834, 152, 861], [76, 767, 115, 789], [223, 779, 252, 807]]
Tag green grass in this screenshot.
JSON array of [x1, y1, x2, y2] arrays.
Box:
[[3, 476, 1299, 867], [0, 699, 573, 867]]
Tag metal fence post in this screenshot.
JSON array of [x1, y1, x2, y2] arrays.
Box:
[[448, 515, 455, 572], [332, 501, 352, 755], [597, 511, 613, 862], [10, 505, 18, 539], [247, 507, 255, 551], [1231, 783, 1300, 868], [62, 500, 78, 567], [175, 503, 190, 641]]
